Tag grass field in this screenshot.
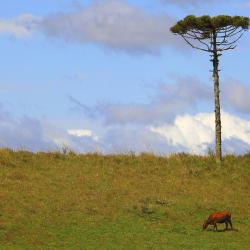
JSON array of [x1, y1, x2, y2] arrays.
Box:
[[0, 148, 249, 249]]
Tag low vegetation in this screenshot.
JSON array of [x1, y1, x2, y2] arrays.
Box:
[[0, 148, 249, 249]]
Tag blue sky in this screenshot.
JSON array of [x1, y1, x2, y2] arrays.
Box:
[[0, 0, 250, 154]]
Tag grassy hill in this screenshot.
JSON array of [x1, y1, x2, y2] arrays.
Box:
[[0, 148, 249, 249]]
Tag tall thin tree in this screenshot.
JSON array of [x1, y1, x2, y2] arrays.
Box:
[[170, 15, 249, 164]]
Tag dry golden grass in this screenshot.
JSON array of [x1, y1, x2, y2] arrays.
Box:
[[0, 149, 249, 249]]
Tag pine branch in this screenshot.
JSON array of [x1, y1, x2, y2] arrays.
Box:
[[217, 45, 237, 51], [189, 31, 211, 50], [181, 35, 212, 52]]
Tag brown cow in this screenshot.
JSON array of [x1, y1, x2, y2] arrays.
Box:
[[203, 211, 233, 231]]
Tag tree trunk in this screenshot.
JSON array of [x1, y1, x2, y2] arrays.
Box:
[[212, 32, 222, 164]]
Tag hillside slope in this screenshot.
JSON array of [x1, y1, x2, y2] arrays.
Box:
[[0, 149, 249, 249]]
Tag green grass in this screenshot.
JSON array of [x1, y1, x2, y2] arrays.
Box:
[[0, 149, 249, 249]]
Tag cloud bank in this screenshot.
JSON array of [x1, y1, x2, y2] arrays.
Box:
[[69, 76, 212, 125], [0, 0, 245, 53], [0, 105, 55, 151], [1, 103, 250, 155], [222, 79, 250, 114], [160, 0, 227, 7], [39, 0, 178, 53], [0, 0, 181, 53]]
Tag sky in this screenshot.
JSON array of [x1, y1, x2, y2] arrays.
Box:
[[0, 0, 250, 155]]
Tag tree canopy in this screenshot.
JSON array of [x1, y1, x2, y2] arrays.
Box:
[[170, 15, 249, 52]]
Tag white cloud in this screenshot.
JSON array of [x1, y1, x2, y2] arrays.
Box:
[[150, 111, 250, 154], [222, 112, 250, 144], [150, 112, 214, 154], [40, 121, 101, 152], [0, 14, 40, 38], [40, 0, 179, 53], [68, 129, 92, 137], [67, 129, 99, 141]]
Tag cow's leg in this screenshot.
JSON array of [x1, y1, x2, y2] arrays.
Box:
[[228, 219, 233, 229], [225, 221, 228, 230]]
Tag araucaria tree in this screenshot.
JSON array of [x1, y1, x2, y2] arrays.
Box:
[[170, 15, 249, 164]]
